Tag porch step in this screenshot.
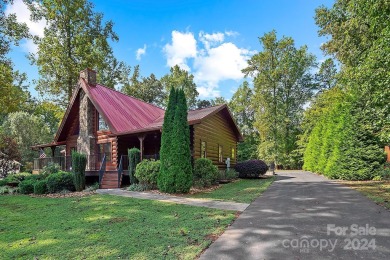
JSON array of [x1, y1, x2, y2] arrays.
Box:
[[100, 172, 122, 189]]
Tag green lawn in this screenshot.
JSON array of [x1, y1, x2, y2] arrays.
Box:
[[189, 177, 275, 203], [0, 194, 236, 259], [341, 180, 390, 210]]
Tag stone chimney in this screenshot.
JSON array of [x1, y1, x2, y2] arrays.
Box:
[[80, 68, 97, 86]]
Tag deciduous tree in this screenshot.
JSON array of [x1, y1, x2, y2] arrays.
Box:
[[26, 0, 129, 106], [161, 65, 199, 109], [121, 65, 165, 106], [242, 31, 316, 168], [2, 112, 51, 165]]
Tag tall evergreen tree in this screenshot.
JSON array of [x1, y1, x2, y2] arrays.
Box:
[[158, 87, 178, 193], [171, 89, 192, 193]]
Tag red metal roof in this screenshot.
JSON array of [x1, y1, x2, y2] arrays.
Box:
[[81, 79, 165, 134]]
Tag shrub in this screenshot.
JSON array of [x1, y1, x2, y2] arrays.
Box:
[[18, 179, 37, 194], [135, 159, 160, 187], [34, 179, 48, 194], [46, 171, 75, 193], [41, 163, 61, 177], [225, 169, 239, 180], [128, 148, 141, 184], [72, 152, 87, 191], [85, 182, 99, 192], [0, 185, 10, 194], [127, 183, 152, 192], [0, 186, 18, 195], [235, 160, 268, 178], [193, 158, 219, 188], [24, 174, 45, 182], [5, 172, 32, 184], [0, 179, 7, 186]]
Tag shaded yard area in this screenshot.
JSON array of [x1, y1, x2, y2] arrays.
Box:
[[189, 177, 275, 203], [0, 195, 236, 259], [340, 180, 390, 210]]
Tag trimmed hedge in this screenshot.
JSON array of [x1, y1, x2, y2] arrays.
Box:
[[135, 159, 160, 187], [34, 179, 48, 194], [5, 172, 32, 184], [193, 158, 219, 188], [18, 179, 36, 194], [46, 171, 75, 193], [235, 160, 268, 178]]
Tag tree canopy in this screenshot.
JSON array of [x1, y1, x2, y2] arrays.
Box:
[[26, 0, 129, 106], [121, 65, 165, 106], [161, 65, 199, 109], [242, 31, 317, 168]]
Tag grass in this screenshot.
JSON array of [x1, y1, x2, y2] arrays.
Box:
[[0, 194, 236, 259], [189, 177, 275, 203], [341, 180, 390, 210]]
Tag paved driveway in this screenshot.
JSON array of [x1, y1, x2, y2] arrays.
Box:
[[200, 171, 390, 260]]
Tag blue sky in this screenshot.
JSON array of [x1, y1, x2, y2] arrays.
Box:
[[6, 0, 334, 100]]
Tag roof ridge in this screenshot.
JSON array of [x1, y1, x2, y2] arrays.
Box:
[[188, 103, 226, 112], [95, 82, 165, 112]]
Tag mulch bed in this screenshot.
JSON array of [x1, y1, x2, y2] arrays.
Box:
[[30, 191, 96, 198]]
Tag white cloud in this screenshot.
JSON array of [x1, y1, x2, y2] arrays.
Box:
[[5, 0, 46, 54], [163, 30, 255, 98], [21, 39, 38, 54], [199, 31, 224, 49], [225, 30, 239, 37], [163, 31, 197, 71], [5, 0, 45, 37], [136, 44, 147, 60]]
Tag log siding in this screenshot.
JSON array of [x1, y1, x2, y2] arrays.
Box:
[[193, 110, 238, 169]]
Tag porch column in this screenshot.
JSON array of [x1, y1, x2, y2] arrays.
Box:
[[138, 135, 146, 160]]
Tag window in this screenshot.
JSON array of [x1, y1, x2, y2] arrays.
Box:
[[98, 113, 109, 131], [218, 145, 223, 162], [201, 141, 207, 158], [231, 147, 235, 160]]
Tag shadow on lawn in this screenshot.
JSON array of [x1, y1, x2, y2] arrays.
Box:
[[0, 195, 236, 259]]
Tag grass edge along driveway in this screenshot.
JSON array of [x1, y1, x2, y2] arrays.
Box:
[[0, 194, 236, 259], [340, 179, 390, 210], [189, 177, 275, 203]]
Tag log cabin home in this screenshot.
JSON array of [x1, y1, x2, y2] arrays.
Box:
[[32, 68, 243, 188]]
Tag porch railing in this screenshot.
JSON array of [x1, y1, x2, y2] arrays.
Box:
[[118, 155, 124, 188], [33, 153, 112, 171], [99, 154, 107, 186], [33, 156, 71, 171]]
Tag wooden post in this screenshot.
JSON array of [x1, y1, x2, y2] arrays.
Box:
[[51, 146, 56, 157], [138, 135, 146, 160]]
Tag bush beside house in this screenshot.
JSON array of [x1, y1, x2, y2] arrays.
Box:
[[235, 160, 268, 178], [193, 158, 219, 188], [135, 159, 160, 188], [46, 171, 75, 193]]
